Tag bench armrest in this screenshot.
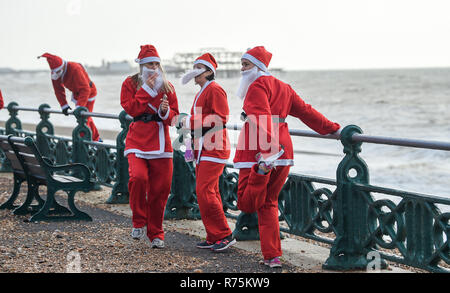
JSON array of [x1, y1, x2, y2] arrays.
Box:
[[46, 163, 92, 183]]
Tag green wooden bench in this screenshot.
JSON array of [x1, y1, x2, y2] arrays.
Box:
[[1, 135, 94, 222], [0, 134, 45, 214]]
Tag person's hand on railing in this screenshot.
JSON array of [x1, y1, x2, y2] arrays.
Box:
[[62, 106, 72, 116]]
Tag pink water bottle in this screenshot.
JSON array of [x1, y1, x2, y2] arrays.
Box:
[[184, 137, 194, 162]]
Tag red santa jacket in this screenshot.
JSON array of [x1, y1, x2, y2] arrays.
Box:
[[233, 74, 340, 169], [121, 76, 179, 159], [186, 81, 230, 164], [51, 62, 97, 110]]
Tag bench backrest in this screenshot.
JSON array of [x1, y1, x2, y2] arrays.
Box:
[[0, 134, 26, 176], [7, 136, 47, 180]]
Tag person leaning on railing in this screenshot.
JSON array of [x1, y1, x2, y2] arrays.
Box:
[[233, 46, 341, 268], [120, 44, 180, 249], [179, 53, 236, 252], [37, 53, 102, 142]]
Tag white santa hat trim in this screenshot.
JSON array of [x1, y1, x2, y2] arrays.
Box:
[[135, 56, 161, 64], [194, 59, 216, 75], [242, 53, 268, 72]]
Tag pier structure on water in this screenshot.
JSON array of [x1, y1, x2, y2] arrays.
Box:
[[172, 47, 283, 78]]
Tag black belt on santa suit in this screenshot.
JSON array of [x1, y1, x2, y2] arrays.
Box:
[[133, 113, 163, 123], [240, 112, 286, 123], [191, 125, 227, 138]]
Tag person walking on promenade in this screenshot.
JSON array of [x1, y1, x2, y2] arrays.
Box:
[[180, 53, 236, 252], [233, 46, 341, 268], [38, 53, 102, 141], [120, 44, 179, 248]]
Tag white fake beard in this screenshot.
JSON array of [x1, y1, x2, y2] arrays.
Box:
[[180, 68, 206, 85], [141, 67, 164, 92], [236, 66, 259, 100], [51, 61, 66, 80], [51, 71, 62, 80]]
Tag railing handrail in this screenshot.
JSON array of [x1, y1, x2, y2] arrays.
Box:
[[226, 123, 450, 151], [9, 105, 450, 152], [352, 133, 450, 151]]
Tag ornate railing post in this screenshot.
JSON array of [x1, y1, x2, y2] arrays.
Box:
[[164, 113, 200, 219], [107, 110, 130, 204], [35, 103, 54, 158], [404, 200, 437, 269], [72, 106, 91, 162], [0, 102, 22, 172], [233, 212, 260, 240], [5, 102, 22, 135], [71, 107, 100, 190], [323, 125, 387, 271]]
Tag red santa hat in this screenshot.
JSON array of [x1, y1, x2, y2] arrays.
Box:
[[38, 53, 65, 71], [135, 44, 161, 64], [242, 46, 272, 72], [194, 53, 217, 75]]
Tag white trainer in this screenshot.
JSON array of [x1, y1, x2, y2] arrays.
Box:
[[151, 238, 165, 249], [131, 227, 145, 240]]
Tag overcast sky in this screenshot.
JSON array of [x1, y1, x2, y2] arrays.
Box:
[[1, 0, 450, 70]]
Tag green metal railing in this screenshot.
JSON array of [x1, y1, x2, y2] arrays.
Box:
[[0, 102, 449, 273]]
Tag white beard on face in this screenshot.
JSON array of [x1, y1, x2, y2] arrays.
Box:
[[180, 68, 206, 85], [141, 66, 164, 92], [236, 66, 259, 100], [51, 70, 62, 80], [51, 61, 67, 80]]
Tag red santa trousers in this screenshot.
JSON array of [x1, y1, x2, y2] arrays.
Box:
[[196, 161, 232, 243], [127, 154, 173, 241], [85, 100, 100, 142], [237, 164, 290, 260]]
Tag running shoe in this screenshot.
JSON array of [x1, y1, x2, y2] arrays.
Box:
[[131, 227, 145, 240], [211, 234, 237, 252], [196, 240, 215, 249], [151, 238, 165, 249], [264, 257, 282, 268]]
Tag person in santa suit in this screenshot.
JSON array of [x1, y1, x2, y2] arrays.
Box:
[[180, 53, 236, 252], [38, 53, 101, 142], [0, 89, 4, 110], [233, 46, 341, 268], [120, 44, 180, 248]]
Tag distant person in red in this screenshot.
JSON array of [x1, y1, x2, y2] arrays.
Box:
[[233, 46, 341, 268], [0, 89, 4, 109], [38, 53, 101, 142]]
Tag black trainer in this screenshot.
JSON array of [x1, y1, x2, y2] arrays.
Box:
[[196, 240, 215, 249], [211, 234, 237, 252]]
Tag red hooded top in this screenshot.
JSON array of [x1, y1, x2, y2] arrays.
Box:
[[52, 62, 97, 110], [121, 76, 179, 159], [233, 74, 340, 168], [186, 81, 230, 164]]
